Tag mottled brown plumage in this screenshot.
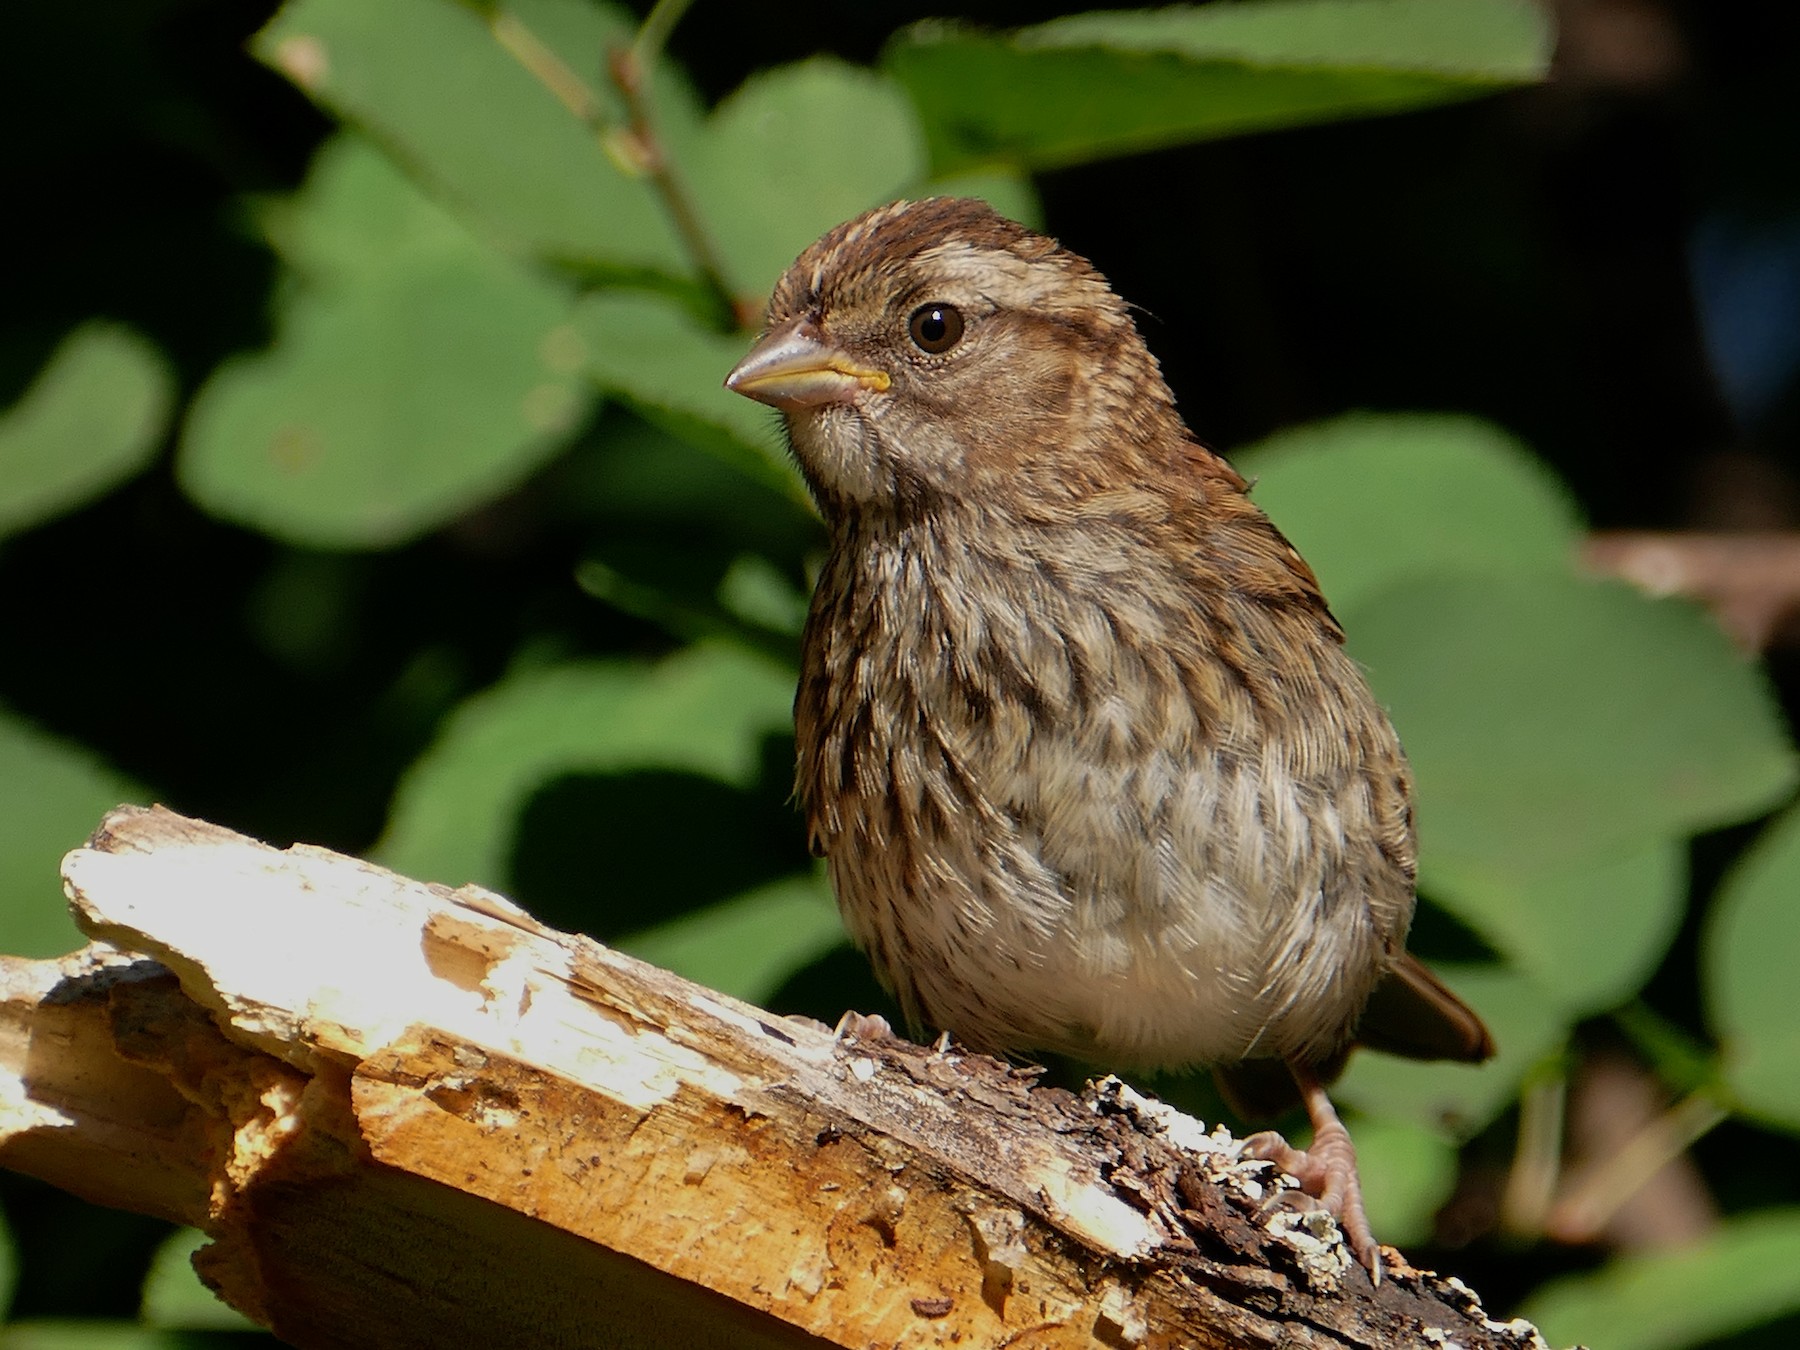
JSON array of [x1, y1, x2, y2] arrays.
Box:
[[725, 198, 1492, 1276]]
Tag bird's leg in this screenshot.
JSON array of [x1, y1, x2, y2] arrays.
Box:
[[1241, 1061, 1382, 1281]]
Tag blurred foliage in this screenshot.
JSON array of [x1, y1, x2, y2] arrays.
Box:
[[3, 0, 1800, 1346]]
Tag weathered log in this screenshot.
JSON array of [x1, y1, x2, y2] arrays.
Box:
[[0, 805, 1554, 1349]]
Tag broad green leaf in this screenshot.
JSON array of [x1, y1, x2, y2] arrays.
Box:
[[1522, 1208, 1800, 1350], [1705, 803, 1800, 1130], [140, 1229, 257, 1332], [1425, 841, 1686, 1018], [575, 290, 804, 500], [1348, 1114, 1457, 1246], [0, 1324, 216, 1350], [717, 555, 809, 639], [0, 1203, 14, 1319], [254, 0, 685, 274], [1038, 0, 1548, 71], [1234, 413, 1581, 614], [1337, 962, 1564, 1132], [885, 0, 1552, 173], [618, 871, 844, 1004], [914, 169, 1043, 230], [180, 137, 592, 548], [0, 323, 174, 540], [685, 59, 928, 296], [1348, 574, 1798, 882], [0, 710, 146, 958], [379, 643, 793, 890]]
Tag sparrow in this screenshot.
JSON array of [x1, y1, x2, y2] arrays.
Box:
[[724, 197, 1493, 1276]]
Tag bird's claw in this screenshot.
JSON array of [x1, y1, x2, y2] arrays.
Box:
[[1240, 1127, 1383, 1282]]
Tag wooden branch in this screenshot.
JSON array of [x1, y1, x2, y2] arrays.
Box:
[[0, 806, 1556, 1349], [1584, 530, 1800, 651]]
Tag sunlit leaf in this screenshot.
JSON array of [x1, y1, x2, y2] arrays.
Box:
[[140, 1229, 257, 1332], [0, 1323, 213, 1350], [575, 289, 804, 500], [1426, 841, 1686, 1018], [1234, 413, 1581, 614], [685, 59, 927, 296], [0, 710, 145, 959], [716, 554, 809, 639], [0, 1202, 15, 1319], [618, 871, 844, 1004], [913, 169, 1043, 230], [1336, 962, 1564, 1132], [253, 0, 686, 274], [0, 323, 174, 540], [1706, 802, 1800, 1131], [1348, 575, 1798, 882], [886, 0, 1552, 172], [1522, 1208, 1800, 1350], [180, 136, 593, 548], [1349, 1114, 1458, 1246], [379, 642, 793, 890]]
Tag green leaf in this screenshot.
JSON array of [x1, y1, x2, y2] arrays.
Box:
[[379, 643, 794, 890], [1337, 961, 1565, 1132], [1705, 802, 1800, 1130], [0, 1323, 222, 1350], [618, 872, 844, 1004], [0, 710, 146, 959], [575, 290, 805, 500], [913, 169, 1043, 230], [1347, 575, 1799, 883], [885, 0, 1552, 173], [1521, 1208, 1800, 1350], [1238, 413, 1792, 1020], [1348, 1114, 1458, 1246], [1233, 413, 1581, 614], [0, 323, 174, 540], [140, 1230, 257, 1332], [685, 59, 928, 296], [253, 0, 685, 274], [716, 555, 810, 639], [0, 1202, 15, 1319], [1035, 0, 1549, 71], [1426, 841, 1686, 1018], [180, 136, 593, 548]]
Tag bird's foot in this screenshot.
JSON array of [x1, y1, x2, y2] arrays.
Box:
[[1241, 1114, 1382, 1282]]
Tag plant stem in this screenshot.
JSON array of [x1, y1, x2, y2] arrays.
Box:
[[630, 0, 698, 74], [1501, 1064, 1567, 1237], [606, 40, 748, 329], [487, 2, 753, 329], [489, 12, 603, 124], [1546, 1088, 1729, 1243]]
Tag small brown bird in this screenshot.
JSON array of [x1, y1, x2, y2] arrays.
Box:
[[725, 198, 1493, 1275]]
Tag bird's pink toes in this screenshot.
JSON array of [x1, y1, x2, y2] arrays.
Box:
[[1241, 1126, 1382, 1281]]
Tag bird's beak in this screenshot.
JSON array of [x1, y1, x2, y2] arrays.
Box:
[[724, 321, 890, 412]]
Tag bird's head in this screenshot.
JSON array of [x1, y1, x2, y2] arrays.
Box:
[[725, 198, 1185, 520]]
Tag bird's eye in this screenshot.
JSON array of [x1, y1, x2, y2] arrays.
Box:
[[907, 303, 965, 355]]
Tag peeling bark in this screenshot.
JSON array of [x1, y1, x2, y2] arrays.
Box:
[[0, 806, 1558, 1349]]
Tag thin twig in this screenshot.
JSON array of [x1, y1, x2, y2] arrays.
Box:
[[1501, 1064, 1567, 1238], [630, 0, 699, 73], [1584, 531, 1800, 652], [486, 1, 752, 329], [489, 12, 604, 124], [606, 41, 748, 328], [1546, 1088, 1729, 1244]]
